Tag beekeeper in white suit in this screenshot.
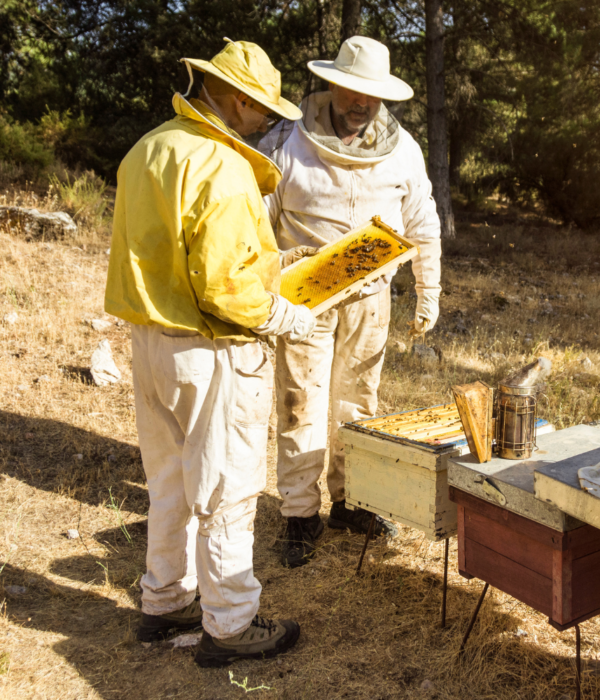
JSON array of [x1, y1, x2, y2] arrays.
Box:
[[262, 36, 442, 568]]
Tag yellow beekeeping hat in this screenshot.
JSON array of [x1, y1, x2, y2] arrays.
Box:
[[182, 38, 302, 121]]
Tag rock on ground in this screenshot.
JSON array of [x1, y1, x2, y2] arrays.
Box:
[[0, 206, 77, 240], [91, 318, 113, 331], [412, 343, 438, 366], [3, 312, 18, 325], [90, 339, 121, 386]]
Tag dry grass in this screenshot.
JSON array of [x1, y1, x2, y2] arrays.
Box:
[[0, 199, 599, 699]]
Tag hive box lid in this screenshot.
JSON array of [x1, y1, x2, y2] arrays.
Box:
[[448, 425, 597, 531], [534, 426, 600, 529]]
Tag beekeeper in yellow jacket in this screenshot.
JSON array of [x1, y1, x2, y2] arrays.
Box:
[[105, 39, 313, 667]]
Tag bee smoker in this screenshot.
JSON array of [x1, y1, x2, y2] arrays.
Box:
[[496, 384, 537, 459], [495, 357, 552, 460]]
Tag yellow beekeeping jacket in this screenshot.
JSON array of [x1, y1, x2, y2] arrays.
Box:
[[105, 93, 282, 341]]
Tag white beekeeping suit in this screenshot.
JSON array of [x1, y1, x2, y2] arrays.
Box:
[[260, 36, 442, 568]]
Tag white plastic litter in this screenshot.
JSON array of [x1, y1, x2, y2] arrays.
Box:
[[169, 633, 203, 648], [579, 465, 600, 499], [90, 339, 121, 386]]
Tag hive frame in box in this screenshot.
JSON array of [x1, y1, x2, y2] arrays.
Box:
[[280, 216, 418, 316]]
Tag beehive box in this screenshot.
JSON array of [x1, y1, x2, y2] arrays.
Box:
[[339, 404, 464, 541], [280, 216, 418, 316]]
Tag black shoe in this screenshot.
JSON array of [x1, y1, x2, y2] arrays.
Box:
[[195, 615, 300, 668], [328, 500, 398, 538], [281, 514, 324, 568], [137, 598, 203, 642]]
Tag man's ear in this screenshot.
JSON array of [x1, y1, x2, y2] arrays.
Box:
[[233, 91, 250, 119]]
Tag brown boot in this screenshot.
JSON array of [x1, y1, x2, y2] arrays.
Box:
[[137, 598, 203, 642], [195, 615, 300, 668]]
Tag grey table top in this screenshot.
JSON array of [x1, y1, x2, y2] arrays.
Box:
[[533, 433, 600, 529], [448, 424, 600, 531], [535, 445, 600, 488]]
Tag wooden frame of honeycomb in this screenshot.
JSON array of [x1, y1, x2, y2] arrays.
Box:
[[350, 403, 466, 447], [280, 216, 419, 316]]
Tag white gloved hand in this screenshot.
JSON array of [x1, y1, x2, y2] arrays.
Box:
[[279, 246, 318, 269], [412, 292, 440, 334], [252, 293, 315, 345], [406, 236, 441, 336], [283, 304, 315, 344]]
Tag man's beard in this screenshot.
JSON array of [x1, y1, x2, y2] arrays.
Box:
[[338, 108, 372, 133]]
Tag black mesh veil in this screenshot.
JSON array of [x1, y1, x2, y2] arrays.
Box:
[[257, 72, 402, 167]]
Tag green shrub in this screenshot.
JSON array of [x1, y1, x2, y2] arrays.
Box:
[[0, 113, 54, 178], [49, 171, 108, 228], [39, 110, 105, 173]]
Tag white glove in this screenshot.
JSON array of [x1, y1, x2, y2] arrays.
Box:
[[252, 293, 315, 345], [407, 236, 441, 335], [279, 246, 318, 269]]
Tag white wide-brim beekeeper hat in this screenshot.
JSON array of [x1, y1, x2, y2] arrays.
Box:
[[308, 36, 413, 102], [183, 38, 302, 121]]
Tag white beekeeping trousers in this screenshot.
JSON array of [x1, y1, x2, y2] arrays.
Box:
[[276, 288, 390, 517], [130, 324, 273, 639]]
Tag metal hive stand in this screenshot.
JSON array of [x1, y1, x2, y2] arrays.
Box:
[[356, 517, 451, 629]]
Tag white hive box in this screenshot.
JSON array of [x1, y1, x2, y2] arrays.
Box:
[[339, 405, 555, 542], [339, 404, 463, 541]]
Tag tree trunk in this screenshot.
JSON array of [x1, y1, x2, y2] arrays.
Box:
[[341, 0, 362, 43], [425, 0, 455, 238], [316, 0, 327, 58], [449, 119, 462, 190]]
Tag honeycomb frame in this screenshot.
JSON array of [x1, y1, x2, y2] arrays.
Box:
[[280, 216, 418, 316], [351, 403, 465, 446]]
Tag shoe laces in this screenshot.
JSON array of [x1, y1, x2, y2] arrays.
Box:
[[252, 615, 276, 632]]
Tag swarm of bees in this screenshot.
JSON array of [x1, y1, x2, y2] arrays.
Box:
[[280, 223, 408, 311]]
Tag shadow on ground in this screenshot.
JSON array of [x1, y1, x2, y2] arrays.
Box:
[[0, 409, 147, 512]]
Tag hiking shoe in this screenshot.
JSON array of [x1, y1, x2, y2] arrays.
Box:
[[195, 615, 300, 668], [282, 514, 324, 568], [137, 598, 203, 642], [328, 500, 398, 538]]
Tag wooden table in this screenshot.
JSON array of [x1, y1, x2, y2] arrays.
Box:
[[448, 425, 600, 699]]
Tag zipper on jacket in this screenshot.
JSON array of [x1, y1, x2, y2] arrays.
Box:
[[349, 167, 358, 228]]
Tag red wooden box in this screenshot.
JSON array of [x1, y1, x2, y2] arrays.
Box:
[[449, 486, 600, 630]]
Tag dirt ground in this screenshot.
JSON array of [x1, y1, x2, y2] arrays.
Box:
[[0, 205, 599, 700]]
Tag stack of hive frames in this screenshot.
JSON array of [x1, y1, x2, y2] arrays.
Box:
[[280, 216, 418, 316], [339, 404, 470, 542], [352, 403, 465, 447]]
